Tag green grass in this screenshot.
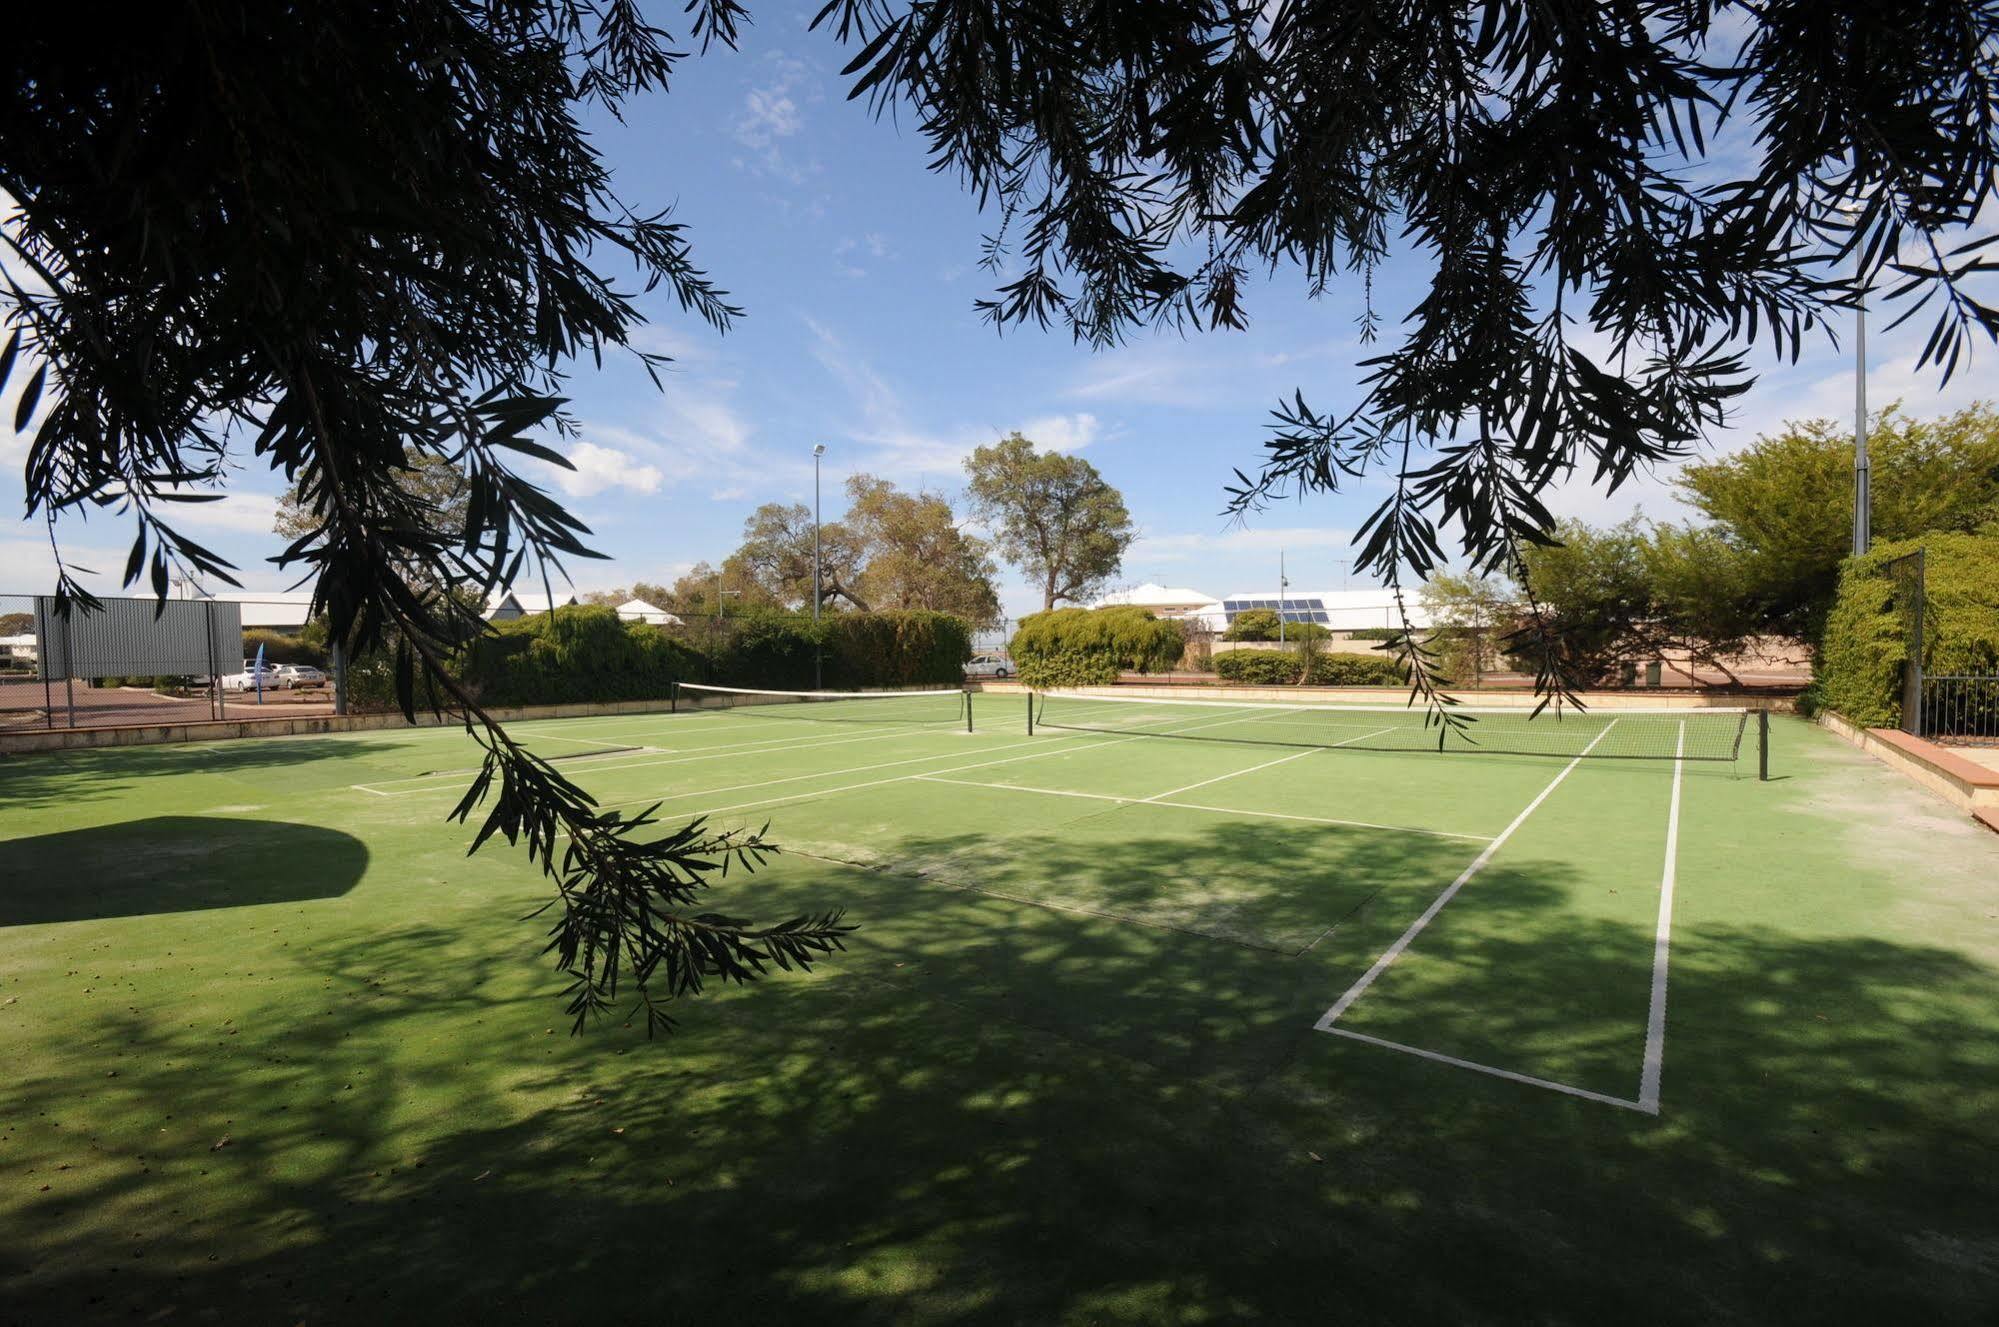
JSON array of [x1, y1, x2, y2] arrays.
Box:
[[2, 703, 1998, 1322]]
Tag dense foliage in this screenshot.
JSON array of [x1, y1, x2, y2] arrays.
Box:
[[456, 606, 968, 705], [1816, 530, 1999, 726], [1678, 404, 1999, 642], [1009, 606, 1185, 679], [1015, 652, 1122, 690], [464, 607, 709, 708], [1215, 649, 1408, 686]]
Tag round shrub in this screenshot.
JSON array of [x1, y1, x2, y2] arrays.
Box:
[[1213, 650, 1304, 684], [1306, 653, 1408, 686]]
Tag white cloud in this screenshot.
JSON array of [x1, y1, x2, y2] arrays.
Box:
[[732, 54, 818, 183], [548, 441, 663, 498], [160, 491, 280, 535], [1017, 413, 1099, 453]]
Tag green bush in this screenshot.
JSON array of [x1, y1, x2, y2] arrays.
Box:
[[1345, 627, 1401, 641], [463, 605, 706, 706], [823, 611, 971, 688], [1306, 652, 1407, 686], [241, 629, 325, 668], [1214, 650, 1303, 684], [1817, 530, 1999, 727], [1010, 605, 1185, 677], [1016, 651, 1122, 689], [1223, 608, 1281, 641]]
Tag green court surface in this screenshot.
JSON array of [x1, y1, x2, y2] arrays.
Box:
[[2, 691, 1998, 1322]]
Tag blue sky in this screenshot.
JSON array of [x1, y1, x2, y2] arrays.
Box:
[[4, 5, 1992, 622]]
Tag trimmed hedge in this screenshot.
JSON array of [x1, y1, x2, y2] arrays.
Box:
[[1010, 606, 1185, 678], [1817, 530, 1999, 727], [339, 605, 973, 710], [1214, 649, 1409, 686], [1016, 651, 1122, 689], [1214, 650, 1302, 684], [823, 611, 971, 689], [1307, 653, 1407, 686], [463, 605, 707, 706]]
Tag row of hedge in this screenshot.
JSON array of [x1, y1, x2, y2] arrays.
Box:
[[1214, 649, 1407, 687], [1009, 606, 1185, 688], [390, 604, 977, 709], [1814, 529, 1999, 726]]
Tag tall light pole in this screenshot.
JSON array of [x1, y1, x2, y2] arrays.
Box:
[[1278, 549, 1288, 645], [1841, 200, 1872, 558], [812, 443, 826, 688], [1853, 282, 1871, 557]]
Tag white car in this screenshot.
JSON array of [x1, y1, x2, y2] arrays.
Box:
[[276, 664, 327, 687], [962, 654, 1012, 679], [220, 666, 292, 692]]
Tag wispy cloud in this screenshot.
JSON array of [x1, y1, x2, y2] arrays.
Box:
[[731, 54, 818, 184]]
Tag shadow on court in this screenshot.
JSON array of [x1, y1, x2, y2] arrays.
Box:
[[0, 817, 368, 926], [0, 736, 413, 810], [2, 863, 1996, 1324]]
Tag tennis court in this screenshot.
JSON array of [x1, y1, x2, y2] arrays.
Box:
[[5, 684, 1998, 1321], [335, 683, 1759, 1111]]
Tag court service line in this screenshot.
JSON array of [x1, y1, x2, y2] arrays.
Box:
[[1320, 1028, 1652, 1114], [914, 775, 1494, 842], [1135, 725, 1398, 802], [1314, 719, 1619, 1029], [547, 703, 1290, 835], [1636, 722, 1686, 1113]]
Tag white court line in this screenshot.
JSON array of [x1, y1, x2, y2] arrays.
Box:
[[1135, 725, 1397, 802], [540, 702, 1293, 836], [915, 775, 1494, 842], [529, 732, 668, 752], [1637, 722, 1686, 1113], [1320, 1028, 1652, 1114], [1311, 716, 1702, 1116], [352, 724, 944, 794], [1314, 719, 1619, 1028]]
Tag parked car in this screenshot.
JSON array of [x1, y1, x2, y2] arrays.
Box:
[[275, 664, 327, 687], [219, 666, 292, 692], [963, 654, 1012, 679]]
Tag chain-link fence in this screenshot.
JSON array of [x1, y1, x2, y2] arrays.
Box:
[[0, 593, 341, 732]]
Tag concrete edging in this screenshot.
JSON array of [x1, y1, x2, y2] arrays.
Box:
[[1814, 710, 1999, 820]]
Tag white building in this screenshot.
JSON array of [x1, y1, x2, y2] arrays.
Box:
[[1089, 583, 1220, 620], [1192, 589, 1435, 634], [0, 633, 37, 664], [192, 590, 317, 634], [615, 598, 682, 627], [485, 590, 580, 621]]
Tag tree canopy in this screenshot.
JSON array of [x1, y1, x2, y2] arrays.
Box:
[[843, 476, 1002, 627], [963, 433, 1133, 611], [1677, 402, 1999, 641]]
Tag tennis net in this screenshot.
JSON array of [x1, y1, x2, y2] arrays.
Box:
[[1029, 691, 1756, 763], [674, 682, 972, 729]]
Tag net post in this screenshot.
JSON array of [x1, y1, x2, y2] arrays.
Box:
[[1758, 709, 1769, 781], [670, 680, 679, 714], [965, 688, 973, 733], [1026, 690, 1035, 735]]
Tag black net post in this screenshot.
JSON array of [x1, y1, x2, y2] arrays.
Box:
[[964, 689, 973, 733], [1758, 710, 1769, 782], [670, 680, 679, 713], [1026, 691, 1035, 735]]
